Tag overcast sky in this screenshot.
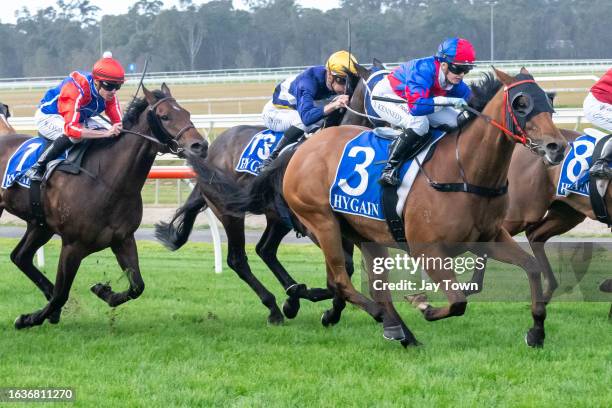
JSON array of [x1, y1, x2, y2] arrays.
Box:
[[0, 0, 340, 24]]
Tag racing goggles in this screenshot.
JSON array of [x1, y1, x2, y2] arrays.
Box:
[[99, 81, 122, 91], [448, 63, 473, 75]]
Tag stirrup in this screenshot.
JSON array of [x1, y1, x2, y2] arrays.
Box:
[[590, 162, 612, 179]]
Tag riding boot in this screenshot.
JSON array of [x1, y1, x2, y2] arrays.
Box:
[[259, 126, 304, 171], [590, 140, 612, 179], [25, 135, 72, 182], [379, 128, 428, 186]]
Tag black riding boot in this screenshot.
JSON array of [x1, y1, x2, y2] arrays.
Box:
[[259, 125, 304, 171], [26, 135, 72, 182], [379, 129, 429, 186], [590, 141, 612, 179]]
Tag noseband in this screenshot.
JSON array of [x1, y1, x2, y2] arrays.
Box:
[[147, 96, 196, 154]]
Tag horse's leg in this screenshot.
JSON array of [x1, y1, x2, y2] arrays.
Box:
[[14, 241, 85, 329], [483, 229, 548, 347], [225, 215, 284, 325], [9, 223, 60, 323], [321, 240, 383, 326], [91, 235, 145, 307], [297, 212, 384, 325], [406, 245, 469, 322], [462, 256, 488, 297], [525, 204, 585, 302], [361, 243, 418, 345]]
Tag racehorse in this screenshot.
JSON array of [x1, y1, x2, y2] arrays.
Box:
[[465, 130, 612, 316], [238, 68, 568, 347], [0, 84, 208, 328], [0, 102, 15, 135], [155, 61, 384, 325]]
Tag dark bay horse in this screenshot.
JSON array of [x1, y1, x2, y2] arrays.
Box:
[[0, 84, 208, 329], [243, 68, 567, 347], [155, 61, 382, 325]]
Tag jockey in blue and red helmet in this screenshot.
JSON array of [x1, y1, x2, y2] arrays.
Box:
[[370, 37, 476, 186], [26, 51, 126, 182]]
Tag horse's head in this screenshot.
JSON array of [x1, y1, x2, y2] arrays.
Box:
[[0, 103, 11, 118], [340, 59, 387, 127], [142, 83, 208, 159], [493, 67, 567, 165]]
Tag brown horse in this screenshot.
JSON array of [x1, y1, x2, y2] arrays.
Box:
[[0, 84, 208, 329], [241, 68, 567, 347], [155, 61, 383, 324], [0, 103, 15, 135]]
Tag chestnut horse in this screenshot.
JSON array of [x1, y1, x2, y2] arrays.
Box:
[[0, 84, 208, 329], [246, 68, 567, 347], [155, 61, 382, 324]]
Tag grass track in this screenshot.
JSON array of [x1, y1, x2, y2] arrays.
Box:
[[0, 238, 610, 407]]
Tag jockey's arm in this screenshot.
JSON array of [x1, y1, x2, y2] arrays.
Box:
[[296, 89, 325, 127], [405, 69, 435, 116]]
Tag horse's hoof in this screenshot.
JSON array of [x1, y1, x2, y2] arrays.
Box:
[[267, 310, 284, 326], [400, 337, 422, 348], [382, 325, 405, 341], [91, 283, 112, 299], [321, 310, 340, 327], [47, 310, 61, 324], [525, 328, 545, 348], [14, 314, 30, 330], [282, 297, 300, 319]]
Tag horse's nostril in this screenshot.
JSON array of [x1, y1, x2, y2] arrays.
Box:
[[546, 142, 560, 152], [190, 142, 208, 157]]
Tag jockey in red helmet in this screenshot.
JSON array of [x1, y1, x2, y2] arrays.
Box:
[[369, 37, 476, 186], [26, 51, 126, 182]]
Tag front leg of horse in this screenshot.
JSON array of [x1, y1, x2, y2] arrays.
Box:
[[91, 236, 145, 308], [488, 229, 547, 347], [15, 244, 83, 329], [463, 257, 487, 297]]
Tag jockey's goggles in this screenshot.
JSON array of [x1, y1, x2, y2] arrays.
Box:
[[448, 63, 473, 75], [331, 74, 347, 85], [99, 81, 122, 91]]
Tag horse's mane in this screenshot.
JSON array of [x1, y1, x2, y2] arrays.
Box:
[[122, 89, 165, 129], [468, 72, 502, 113]]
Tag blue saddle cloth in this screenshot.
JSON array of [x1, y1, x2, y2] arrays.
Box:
[[556, 133, 611, 197], [1, 137, 67, 189], [235, 129, 284, 176], [330, 129, 446, 220]]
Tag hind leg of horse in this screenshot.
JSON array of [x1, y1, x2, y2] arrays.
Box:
[[9, 223, 60, 323], [91, 235, 145, 307], [225, 215, 284, 325], [526, 204, 585, 302], [322, 240, 383, 326], [14, 242, 84, 329], [297, 213, 384, 325]]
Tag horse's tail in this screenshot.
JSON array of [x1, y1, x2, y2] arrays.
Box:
[[238, 148, 296, 215], [155, 186, 207, 251]]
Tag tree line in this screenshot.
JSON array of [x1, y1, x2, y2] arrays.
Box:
[[0, 0, 610, 78]]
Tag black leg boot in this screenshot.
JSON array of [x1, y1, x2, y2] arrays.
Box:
[[25, 135, 72, 182], [379, 129, 429, 186], [259, 126, 304, 171], [590, 140, 612, 179]]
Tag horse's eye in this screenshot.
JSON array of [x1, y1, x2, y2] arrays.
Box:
[[160, 115, 169, 121]]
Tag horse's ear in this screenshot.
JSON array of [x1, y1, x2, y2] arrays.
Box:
[[142, 85, 157, 105], [520, 66, 530, 76], [355, 63, 369, 79], [546, 91, 556, 104], [372, 58, 385, 69], [492, 66, 513, 86], [161, 82, 172, 97], [3, 104, 10, 118]]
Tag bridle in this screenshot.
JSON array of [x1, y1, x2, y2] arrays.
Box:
[[146, 96, 196, 155]]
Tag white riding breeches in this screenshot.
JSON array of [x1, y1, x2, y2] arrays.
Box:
[[583, 92, 612, 133], [261, 100, 326, 133], [370, 76, 461, 136], [35, 109, 109, 142]]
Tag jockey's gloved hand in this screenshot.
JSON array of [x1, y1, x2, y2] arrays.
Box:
[[451, 98, 469, 110], [433, 96, 468, 111]]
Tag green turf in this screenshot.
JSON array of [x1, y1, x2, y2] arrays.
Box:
[[0, 238, 609, 407]]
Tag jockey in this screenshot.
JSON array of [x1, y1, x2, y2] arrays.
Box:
[[26, 51, 125, 182], [259, 50, 359, 169], [371, 37, 476, 186], [584, 67, 612, 178]]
